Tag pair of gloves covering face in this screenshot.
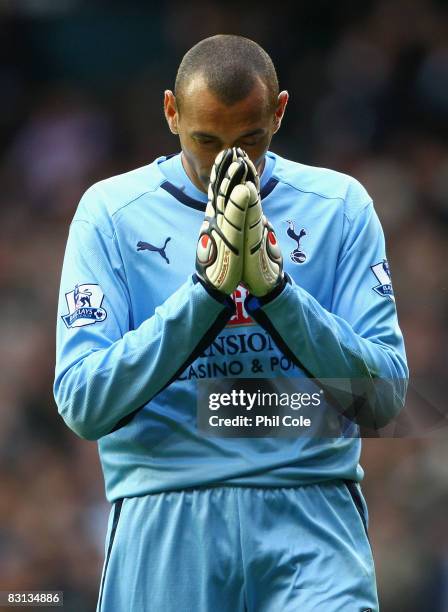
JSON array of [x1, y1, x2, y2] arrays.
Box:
[[196, 148, 284, 298]]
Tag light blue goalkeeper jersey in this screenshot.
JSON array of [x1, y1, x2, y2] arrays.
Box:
[[54, 151, 408, 501]]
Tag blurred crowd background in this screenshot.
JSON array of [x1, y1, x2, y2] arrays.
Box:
[[0, 0, 447, 610]]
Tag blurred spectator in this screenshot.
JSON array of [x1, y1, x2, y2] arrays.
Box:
[[6, 87, 114, 217]]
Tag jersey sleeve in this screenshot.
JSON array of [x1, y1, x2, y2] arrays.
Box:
[[245, 187, 408, 428], [54, 190, 234, 441]]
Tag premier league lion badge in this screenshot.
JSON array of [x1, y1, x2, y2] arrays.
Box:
[[371, 260, 394, 300], [62, 283, 107, 328]]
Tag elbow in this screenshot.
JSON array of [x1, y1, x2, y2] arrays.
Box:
[[53, 377, 105, 441], [383, 352, 409, 421], [59, 408, 104, 441], [367, 368, 409, 429], [372, 388, 406, 429], [340, 362, 409, 430], [369, 347, 409, 427]]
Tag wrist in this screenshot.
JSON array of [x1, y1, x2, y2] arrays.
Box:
[[192, 273, 236, 309], [245, 273, 290, 310]]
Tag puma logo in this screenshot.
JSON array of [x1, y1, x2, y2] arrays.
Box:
[[137, 237, 171, 264]]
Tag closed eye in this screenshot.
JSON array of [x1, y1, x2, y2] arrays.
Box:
[[237, 132, 265, 147], [195, 138, 213, 144], [193, 135, 219, 146]]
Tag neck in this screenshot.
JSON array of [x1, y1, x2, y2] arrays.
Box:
[[181, 153, 206, 192]]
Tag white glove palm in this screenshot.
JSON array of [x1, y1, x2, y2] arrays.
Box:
[[196, 149, 251, 295], [239, 153, 284, 297]]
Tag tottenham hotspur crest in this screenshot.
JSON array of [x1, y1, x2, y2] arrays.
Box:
[[285, 220, 307, 263], [62, 283, 107, 328]]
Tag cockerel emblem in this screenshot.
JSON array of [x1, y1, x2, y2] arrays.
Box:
[[285, 220, 307, 264]]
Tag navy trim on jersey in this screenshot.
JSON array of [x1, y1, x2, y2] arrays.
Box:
[[245, 304, 316, 380], [261, 176, 279, 199], [245, 300, 369, 429], [161, 181, 206, 211], [98, 498, 123, 611], [161, 177, 279, 211], [160, 299, 235, 390], [108, 288, 235, 435]]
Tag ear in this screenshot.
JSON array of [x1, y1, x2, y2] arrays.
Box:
[[164, 90, 179, 135], [273, 90, 289, 134]]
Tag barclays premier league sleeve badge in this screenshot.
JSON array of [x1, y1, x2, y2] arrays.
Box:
[[62, 283, 107, 328], [370, 260, 394, 300]]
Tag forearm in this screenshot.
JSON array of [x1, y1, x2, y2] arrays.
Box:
[[245, 276, 408, 426], [54, 276, 234, 440]]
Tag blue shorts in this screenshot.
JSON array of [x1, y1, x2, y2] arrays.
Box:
[[97, 482, 378, 611]]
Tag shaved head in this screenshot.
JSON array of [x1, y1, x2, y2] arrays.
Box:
[[164, 34, 288, 193], [175, 34, 279, 112]]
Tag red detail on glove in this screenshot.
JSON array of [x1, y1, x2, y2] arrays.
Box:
[[268, 231, 277, 245]]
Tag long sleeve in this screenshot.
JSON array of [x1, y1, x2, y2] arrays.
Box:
[[54, 215, 234, 441], [245, 201, 408, 428]]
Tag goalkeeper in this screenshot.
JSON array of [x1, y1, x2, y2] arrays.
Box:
[[54, 35, 408, 612]]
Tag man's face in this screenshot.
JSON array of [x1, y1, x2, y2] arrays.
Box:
[[164, 75, 288, 192]]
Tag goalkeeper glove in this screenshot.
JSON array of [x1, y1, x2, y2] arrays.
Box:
[[196, 148, 251, 295], [238, 151, 284, 297]]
